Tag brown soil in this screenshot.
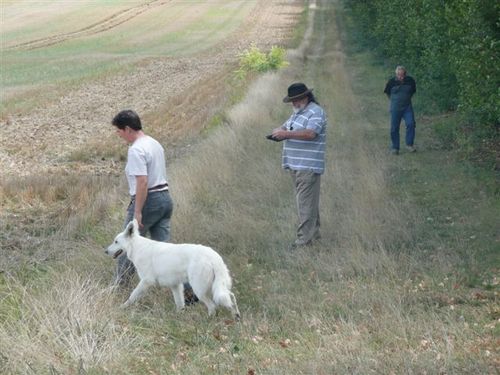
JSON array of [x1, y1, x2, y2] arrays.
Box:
[[0, 0, 303, 178]]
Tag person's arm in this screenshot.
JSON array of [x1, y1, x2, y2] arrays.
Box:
[[271, 128, 316, 141], [272, 107, 324, 141], [272, 122, 287, 133], [134, 175, 148, 229], [410, 77, 416, 96], [271, 118, 294, 139], [383, 79, 393, 98]]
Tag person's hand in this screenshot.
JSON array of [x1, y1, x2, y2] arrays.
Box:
[[134, 213, 144, 230], [271, 128, 287, 141]]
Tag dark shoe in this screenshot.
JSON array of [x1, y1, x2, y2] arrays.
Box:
[[184, 287, 199, 305]]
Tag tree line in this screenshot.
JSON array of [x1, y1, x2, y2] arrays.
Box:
[[343, 0, 499, 145]]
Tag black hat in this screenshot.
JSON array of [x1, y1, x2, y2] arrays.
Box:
[[283, 83, 313, 103]]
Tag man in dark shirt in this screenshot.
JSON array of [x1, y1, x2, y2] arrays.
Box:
[[384, 66, 416, 154]]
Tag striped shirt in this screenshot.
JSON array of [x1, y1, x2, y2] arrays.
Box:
[[281, 102, 327, 174]]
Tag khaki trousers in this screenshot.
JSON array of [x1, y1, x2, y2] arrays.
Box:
[[290, 170, 321, 245]]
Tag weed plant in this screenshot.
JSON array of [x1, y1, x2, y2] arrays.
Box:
[[236, 45, 289, 79]]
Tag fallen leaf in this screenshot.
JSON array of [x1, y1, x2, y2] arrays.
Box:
[[472, 291, 488, 300], [279, 339, 291, 348]]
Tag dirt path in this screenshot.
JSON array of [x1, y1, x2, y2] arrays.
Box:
[[0, 0, 303, 178]]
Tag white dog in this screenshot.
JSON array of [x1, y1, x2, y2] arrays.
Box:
[[105, 219, 240, 320]]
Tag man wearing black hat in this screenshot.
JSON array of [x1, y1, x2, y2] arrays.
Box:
[[271, 83, 327, 249]]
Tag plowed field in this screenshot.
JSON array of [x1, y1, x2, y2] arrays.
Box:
[[0, 0, 303, 177]]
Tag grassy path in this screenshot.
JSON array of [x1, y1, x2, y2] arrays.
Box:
[[166, 0, 499, 372]]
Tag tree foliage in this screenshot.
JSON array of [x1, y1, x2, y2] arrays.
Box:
[[344, 0, 499, 137]]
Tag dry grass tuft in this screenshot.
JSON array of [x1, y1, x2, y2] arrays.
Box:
[[1, 174, 120, 235], [170, 72, 288, 250], [0, 269, 139, 374], [0, 173, 122, 270]]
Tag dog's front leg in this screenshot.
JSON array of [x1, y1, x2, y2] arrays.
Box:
[[170, 284, 185, 312], [122, 280, 150, 308]]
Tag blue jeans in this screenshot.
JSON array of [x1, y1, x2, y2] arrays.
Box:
[[115, 190, 173, 285], [390, 104, 415, 150]]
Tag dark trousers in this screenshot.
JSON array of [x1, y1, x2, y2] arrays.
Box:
[[115, 190, 173, 285]]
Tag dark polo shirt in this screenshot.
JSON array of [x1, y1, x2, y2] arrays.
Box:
[[384, 76, 416, 112]]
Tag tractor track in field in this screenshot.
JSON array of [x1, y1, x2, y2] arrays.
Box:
[[5, 0, 173, 51]]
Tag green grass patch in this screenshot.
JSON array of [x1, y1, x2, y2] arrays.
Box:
[[339, 0, 499, 291]]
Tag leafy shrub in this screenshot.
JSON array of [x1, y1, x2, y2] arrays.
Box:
[[266, 45, 288, 70], [236, 45, 288, 78]]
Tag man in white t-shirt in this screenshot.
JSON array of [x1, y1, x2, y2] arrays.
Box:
[[112, 110, 174, 286], [111, 110, 198, 304]]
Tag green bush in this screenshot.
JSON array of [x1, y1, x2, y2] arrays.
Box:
[[236, 45, 288, 78], [266, 45, 288, 70]]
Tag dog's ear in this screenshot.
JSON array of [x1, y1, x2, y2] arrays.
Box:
[[132, 218, 139, 232], [125, 220, 135, 237]]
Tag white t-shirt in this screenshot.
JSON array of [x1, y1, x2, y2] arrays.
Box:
[[125, 135, 168, 196]]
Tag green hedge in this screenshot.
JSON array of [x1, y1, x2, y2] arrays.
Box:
[[343, 0, 499, 137]]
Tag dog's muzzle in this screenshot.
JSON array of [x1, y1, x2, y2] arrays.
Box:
[[112, 249, 123, 259]]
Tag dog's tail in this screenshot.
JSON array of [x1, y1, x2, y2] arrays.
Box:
[[212, 262, 240, 320]]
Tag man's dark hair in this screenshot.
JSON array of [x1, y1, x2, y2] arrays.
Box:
[[307, 92, 319, 105], [112, 110, 142, 130]]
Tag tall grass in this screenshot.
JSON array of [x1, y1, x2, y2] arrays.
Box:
[[0, 174, 122, 271], [0, 270, 139, 374], [0, 0, 497, 374]]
